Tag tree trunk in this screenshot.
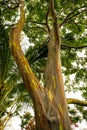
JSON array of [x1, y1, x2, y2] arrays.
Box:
[[9, 0, 71, 130]]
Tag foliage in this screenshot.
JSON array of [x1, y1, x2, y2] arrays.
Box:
[[0, 0, 87, 129], [21, 112, 33, 129]]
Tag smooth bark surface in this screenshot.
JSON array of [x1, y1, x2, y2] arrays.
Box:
[[9, 0, 71, 130], [67, 98, 87, 106]]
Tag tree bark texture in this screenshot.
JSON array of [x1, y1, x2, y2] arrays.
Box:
[[9, 0, 71, 130]]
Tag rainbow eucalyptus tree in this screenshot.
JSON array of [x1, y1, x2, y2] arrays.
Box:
[[9, 0, 87, 129]]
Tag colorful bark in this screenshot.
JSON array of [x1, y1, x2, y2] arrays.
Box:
[[9, 0, 71, 130]]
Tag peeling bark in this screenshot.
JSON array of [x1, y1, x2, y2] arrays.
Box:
[[9, 0, 71, 130]]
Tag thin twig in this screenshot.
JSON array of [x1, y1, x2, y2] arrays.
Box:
[[61, 44, 87, 49], [28, 21, 46, 26], [29, 26, 47, 32]]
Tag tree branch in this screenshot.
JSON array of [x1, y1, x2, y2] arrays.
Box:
[[60, 6, 87, 27], [49, 0, 60, 46], [27, 21, 47, 32], [67, 98, 87, 106], [46, 8, 50, 32], [0, 1, 19, 12], [61, 44, 87, 49], [29, 26, 47, 32], [9, 0, 44, 102], [28, 20, 46, 26]]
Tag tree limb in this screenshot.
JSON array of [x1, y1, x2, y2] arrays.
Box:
[[29, 26, 47, 32], [28, 20, 46, 26], [67, 98, 87, 106], [0, 1, 19, 12], [46, 8, 50, 32], [61, 44, 87, 49], [27, 21, 47, 32], [9, 0, 44, 102], [60, 6, 87, 27], [49, 0, 60, 46]]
